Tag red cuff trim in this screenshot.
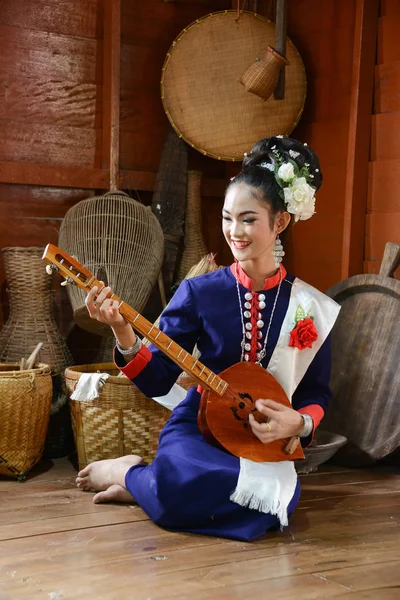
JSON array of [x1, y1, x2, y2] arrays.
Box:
[[298, 404, 325, 438], [230, 262, 287, 290], [117, 344, 152, 379]]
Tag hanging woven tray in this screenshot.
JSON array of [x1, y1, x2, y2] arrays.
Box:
[[161, 10, 306, 161]]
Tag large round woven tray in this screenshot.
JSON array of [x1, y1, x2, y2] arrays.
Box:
[[65, 363, 170, 470], [161, 10, 306, 161]]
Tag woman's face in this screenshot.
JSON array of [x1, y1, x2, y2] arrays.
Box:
[[222, 182, 279, 264]]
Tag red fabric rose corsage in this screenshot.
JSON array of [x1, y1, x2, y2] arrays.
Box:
[[289, 306, 318, 350]]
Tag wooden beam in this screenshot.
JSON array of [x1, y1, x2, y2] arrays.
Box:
[[274, 0, 287, 100], [102, 0, 121, 191], [0, 161, 226, 197], [341, 0, 379, 278], [0, 162, 109, 190]]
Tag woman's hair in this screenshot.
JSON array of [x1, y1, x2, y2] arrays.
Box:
[[227, 136, 322, 227]]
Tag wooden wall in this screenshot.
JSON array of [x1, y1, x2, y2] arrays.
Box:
[[0, 0, 388, 347], [367, 0, 400, 273], [287, 0, 356, 291]]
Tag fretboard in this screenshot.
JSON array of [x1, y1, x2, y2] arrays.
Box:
[[105, 290, 228, 396]]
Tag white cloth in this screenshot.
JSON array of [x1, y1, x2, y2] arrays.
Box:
[[230, 459, 297, 527], [152, 383, 186, 411], [70, 373, 110, 400], [230, 278, 341, 526]]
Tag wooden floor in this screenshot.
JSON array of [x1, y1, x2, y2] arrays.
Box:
[[0, 460, 399, 600]]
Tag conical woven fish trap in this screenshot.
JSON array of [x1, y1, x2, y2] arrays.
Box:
[[161, 10, 306, 161], [59, 191, 164, 337]]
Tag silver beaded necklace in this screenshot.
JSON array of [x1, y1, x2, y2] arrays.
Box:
[[235, 262, 283, 365]]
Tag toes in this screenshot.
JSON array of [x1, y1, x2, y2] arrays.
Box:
[[76, 477, 91, 490], [77, 465, 91, 478], [93, 490, 107, 504]]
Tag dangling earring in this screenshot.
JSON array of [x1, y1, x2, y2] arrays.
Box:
[[272, 236, 285, 268]]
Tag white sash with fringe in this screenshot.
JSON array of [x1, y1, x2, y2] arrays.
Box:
[[230, 278, 341, 526]]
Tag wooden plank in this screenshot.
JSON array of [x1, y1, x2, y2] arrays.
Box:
[[374, 61, 400, 114], [371, 112, 400, 161], [291, 215, 343, 263], [301, 72, 353, 124], [341, 0, 379, 279], [0, 25, 100, 83], [0, 460, 399, 599], [0, 164, 227, 198], [291, 119, 350, 168], [0, 74, 101, 128], [0, 120, 100, 168], [287, 257, 342, 292], [120, 0, 228, 46], [3, 523, 400, 599], [377, 15, 400, 64], [289, 26, 356, 77], [0, 162, 108, 189], [287, 0, 356, 35], [273, 0, 288, 100], [101, 0, 121, 189], [0, 184, 91, 216], [368, 160, 400, 213], [380, 0, 400, 17], [0, 0, 101, 39], [365, 213, 400, 261]]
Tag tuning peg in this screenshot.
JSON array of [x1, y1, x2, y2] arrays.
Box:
[[61, 277, 73, 287], [45, 263, 57, 275]]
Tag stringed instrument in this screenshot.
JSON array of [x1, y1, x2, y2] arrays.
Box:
[[42, 244, 304, 463]]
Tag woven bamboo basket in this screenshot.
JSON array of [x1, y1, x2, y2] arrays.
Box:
[[0, 363, 52, 481], [65, 363, 170, 470], [0, 247, 73, 373], [0, 247, 74, 458], [161, 10, 306, 161], [152, 124, 188, 291], [177, 171, 208, 280], [59, 191, 164, 337], [239, 45, 289, 101]]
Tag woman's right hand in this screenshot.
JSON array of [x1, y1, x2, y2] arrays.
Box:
[[85, 283, 129, 333]]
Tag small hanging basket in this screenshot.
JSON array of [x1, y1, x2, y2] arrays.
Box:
[[239, 45, 289, 101]]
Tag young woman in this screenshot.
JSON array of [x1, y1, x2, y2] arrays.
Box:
[[76, 136, 340, 542]]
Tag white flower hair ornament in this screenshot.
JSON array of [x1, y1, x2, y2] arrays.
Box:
[[259, 146, 318, 222]]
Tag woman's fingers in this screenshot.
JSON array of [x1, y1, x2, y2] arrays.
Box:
[[85, 285, 99, 316], [256, 399, 284, 412], [249, 414, 275, 443], [249, 413, 272, 434]]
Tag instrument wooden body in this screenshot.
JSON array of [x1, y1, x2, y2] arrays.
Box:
[[42, 243, 304, 463]]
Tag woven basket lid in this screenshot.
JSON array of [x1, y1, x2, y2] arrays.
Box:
[[161, 10, 306, 161]]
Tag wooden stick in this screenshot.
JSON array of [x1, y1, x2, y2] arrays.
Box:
[[102, 0, 121, 192], [25, 343, 44, 370], [274, 0, 287, 100]]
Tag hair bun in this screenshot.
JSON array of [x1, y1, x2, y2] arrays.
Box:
[[243, 136, 322, 191]]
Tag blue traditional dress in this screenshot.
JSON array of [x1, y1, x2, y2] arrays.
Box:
[[115, 264, 340, 542]]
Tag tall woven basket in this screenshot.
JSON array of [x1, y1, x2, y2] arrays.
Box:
[[0, 247, 74, 459], [0, 363, 52, 481], [59, 191, 164, 337], [0, 247, 73, 372], [152, 125, 188, 292], [65, 363, 170, 470], [178, 171, 208, 280]]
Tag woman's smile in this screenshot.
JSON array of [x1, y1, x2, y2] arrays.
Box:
[[231, 240, 252, 250]]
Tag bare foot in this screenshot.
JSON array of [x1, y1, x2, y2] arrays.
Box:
[[93, 484, 135, 504], [75, 455, 143, 492]]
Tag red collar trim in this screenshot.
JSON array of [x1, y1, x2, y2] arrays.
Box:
[[230, 262, 287, 291]]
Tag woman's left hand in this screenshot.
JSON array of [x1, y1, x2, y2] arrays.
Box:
[[249, 399, 304, 444]]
